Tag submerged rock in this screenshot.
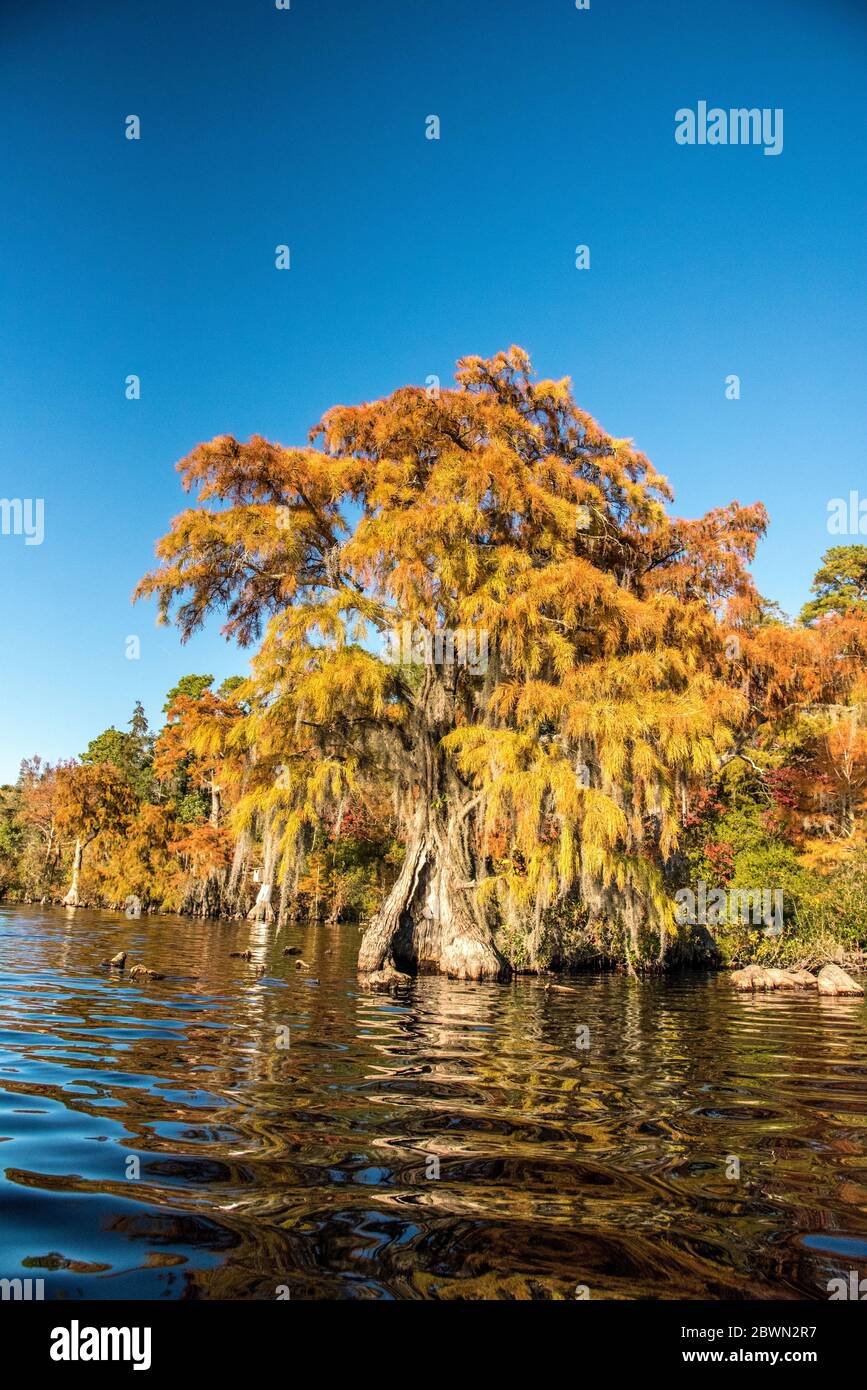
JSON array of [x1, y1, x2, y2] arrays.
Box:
[[764, 968, 809, 989], [787, 968, 819, 988], [817, 963, 864, 996], [128, 964, 165, 981], [731, 965, 812, 991], [732, 962, 861, 996], [364, 965, 412, 990], [731, 965, 769, 990]]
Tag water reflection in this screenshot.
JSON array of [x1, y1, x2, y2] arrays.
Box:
[[0, 905, 866, 1299]]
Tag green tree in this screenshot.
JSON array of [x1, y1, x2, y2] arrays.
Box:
[[162, 674, 213, 712], [81, 701, 154, 799], [800, 546, 867, 624], [217, 675, 245, 701], [0, 784, 23, 892]]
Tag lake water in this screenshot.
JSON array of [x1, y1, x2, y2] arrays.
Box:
[[1, 904, 866, 1300]]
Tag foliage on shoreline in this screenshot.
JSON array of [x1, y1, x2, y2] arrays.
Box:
[[3, 631, 865, 971], [0, 689, 401, 923]]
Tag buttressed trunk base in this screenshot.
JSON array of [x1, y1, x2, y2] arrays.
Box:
[[358, 808, 507, 981]]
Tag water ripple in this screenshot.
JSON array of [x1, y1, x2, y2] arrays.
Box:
[[1, 904, 866, 1299]]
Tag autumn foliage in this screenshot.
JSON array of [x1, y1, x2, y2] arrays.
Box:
[[4, 350, 867, 977]]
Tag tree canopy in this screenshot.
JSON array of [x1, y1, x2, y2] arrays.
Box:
[[134, 347, 771, 976]]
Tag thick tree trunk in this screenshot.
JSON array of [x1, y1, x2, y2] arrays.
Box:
[[249, 881, 274, 922], [358, 796, 507, 981], [248, 816, 277, 922], [63, 838, 83, 907], [359, 667, 507, 981]]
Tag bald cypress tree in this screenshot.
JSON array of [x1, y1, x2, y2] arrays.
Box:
[[137, 348, 766, 977]]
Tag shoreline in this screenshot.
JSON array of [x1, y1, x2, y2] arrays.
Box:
[[4, 897, 864, 982]]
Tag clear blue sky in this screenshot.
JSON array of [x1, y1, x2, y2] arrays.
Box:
[[1, 0, 864, 782]]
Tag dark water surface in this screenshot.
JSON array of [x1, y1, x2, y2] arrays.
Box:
[[1, 905, 866, 1300]]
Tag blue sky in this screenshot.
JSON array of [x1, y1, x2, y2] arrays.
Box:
[[0, 0, 864, 782]]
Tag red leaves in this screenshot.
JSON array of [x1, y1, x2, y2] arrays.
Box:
[[683, 784, 726, 829], [703, 839, 735, 881]]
